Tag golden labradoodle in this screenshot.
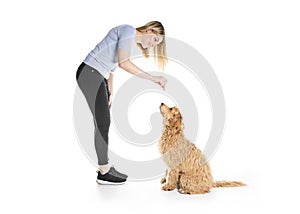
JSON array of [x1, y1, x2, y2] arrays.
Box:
[[158, 103, 245, 194]]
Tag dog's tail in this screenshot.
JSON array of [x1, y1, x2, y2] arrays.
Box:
[[213, 180, 246, 188]]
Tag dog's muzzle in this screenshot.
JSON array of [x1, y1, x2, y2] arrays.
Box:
[[160, 103, 168, 114]]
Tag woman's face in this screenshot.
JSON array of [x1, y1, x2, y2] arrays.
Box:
[[141, 30, 163, 49]]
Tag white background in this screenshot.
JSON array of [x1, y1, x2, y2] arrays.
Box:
[[1, 0, 300, 213]]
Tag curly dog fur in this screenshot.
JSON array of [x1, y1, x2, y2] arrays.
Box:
[[158, 103, 245, 194]]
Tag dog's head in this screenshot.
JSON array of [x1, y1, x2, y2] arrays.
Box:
[[159, 103, 184, 131]]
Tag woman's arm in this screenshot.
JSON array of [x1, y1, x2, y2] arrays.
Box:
[[118, 49, 167, 89], [119, 60, 155, 81]]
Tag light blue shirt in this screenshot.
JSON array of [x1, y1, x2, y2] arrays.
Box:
[[83, 24, 136, 79]]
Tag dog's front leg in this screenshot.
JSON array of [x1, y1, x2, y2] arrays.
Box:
[[161, 169, 168, 184], [161, 169, 179, 191]]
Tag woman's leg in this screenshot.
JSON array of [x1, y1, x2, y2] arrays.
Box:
[[94, 77, 110, 166], [76, 63, 110, 167]]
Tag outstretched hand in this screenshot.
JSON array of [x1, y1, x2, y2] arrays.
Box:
[[152, 76, 168, 91]]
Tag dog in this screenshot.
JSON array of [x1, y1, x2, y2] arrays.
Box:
[[158, 103, 245, 194]]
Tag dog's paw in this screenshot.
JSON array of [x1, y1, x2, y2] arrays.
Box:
[[161, 184, 176, 191], [160, 177, 166, 184], [178, 188, 190, 194]]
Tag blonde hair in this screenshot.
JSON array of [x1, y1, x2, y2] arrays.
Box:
[[136, 21, 168, 71]]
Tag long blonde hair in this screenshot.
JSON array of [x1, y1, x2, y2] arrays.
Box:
[[136, 21, 167, 71]]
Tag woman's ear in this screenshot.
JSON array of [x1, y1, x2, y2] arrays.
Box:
[[146, 29, 153, 34]]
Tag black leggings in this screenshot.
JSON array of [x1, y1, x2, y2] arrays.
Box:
[[76, 62, 110, 165]]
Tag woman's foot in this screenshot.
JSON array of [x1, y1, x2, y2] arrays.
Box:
[[96, 168, 126, 185], [110, 167, 128, 179], [98, 164, 110, 175], [98, 164, 128, 179]]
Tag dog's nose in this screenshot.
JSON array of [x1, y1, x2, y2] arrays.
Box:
[[161, 103, 164, 106]]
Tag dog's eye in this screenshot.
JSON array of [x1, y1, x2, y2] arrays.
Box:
[[170, 108, 173, 110]]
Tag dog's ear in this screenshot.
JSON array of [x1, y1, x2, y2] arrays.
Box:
[[174, 108, 182, 116], [177, 112, 182, 121], [172, 112, 182, 121], [173, 119, 183, 134]]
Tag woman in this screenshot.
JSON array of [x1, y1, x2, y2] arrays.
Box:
[[76, 21, 168, 184]]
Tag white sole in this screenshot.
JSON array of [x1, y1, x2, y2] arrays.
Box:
[[96, 179, 126, 185]]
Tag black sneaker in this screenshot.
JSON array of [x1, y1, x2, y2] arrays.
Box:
[[110, 167, 128, 179], [96, 168, 126, 185]]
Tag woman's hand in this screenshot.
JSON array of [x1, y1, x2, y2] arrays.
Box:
[[108, 93, 113, 109], [107, 73, 114, 109], [152, 76, 168, 90]]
